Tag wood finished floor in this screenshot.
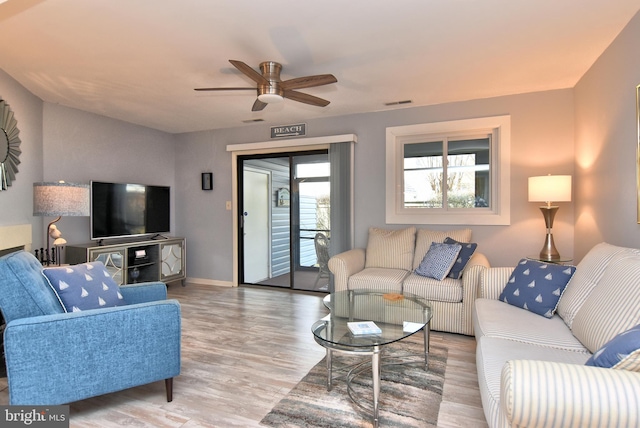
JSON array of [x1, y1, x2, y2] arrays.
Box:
[[0, 284, 488, 427]]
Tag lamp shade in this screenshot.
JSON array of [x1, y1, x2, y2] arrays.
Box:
[[33, 181, 90, 217], [528, 175, 572, 203]]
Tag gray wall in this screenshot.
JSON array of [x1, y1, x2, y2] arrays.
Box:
[[0, 69, 44, 248], [573, 10, 640, 260], [41, 103, 177, 247], [175, 88, 575, 281]]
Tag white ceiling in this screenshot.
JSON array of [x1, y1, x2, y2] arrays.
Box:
[[0, 0, 638, 134]]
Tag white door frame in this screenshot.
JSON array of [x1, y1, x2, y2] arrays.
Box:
[[228, 134, 356, 287], [227, 134, 358, 287]]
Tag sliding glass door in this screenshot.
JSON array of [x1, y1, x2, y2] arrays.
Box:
[[238, 147, 349, 292], [293, 153, 331, 291]]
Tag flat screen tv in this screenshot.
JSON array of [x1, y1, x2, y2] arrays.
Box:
[[91, 181, 170, 241]]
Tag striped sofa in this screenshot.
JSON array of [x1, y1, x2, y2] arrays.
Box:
[[474, 242, 640, 427], [328, 226, 490, 335]]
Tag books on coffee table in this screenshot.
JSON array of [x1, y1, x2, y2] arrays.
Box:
[[348, 321, 382, 335]]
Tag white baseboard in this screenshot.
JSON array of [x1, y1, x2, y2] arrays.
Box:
[[186, 277, 235, 287]]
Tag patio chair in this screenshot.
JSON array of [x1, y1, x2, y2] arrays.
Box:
[[314, 233, 330, 288]]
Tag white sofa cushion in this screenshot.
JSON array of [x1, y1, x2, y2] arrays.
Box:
[[474, 298, 588, 352], [403, 273, 463, 303], [571, 255, 640, 353], [476, 336, 590, 428], [412, 228, 472, 270], [364, 227, 416, 271], [348, 267, 408, 293], [557, 242, 640, 328]]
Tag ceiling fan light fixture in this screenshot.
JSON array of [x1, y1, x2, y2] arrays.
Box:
[[257, 93, 284, 103]]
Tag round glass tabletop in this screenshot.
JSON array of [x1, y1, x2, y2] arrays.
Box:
[[312, 289, 432, 349]]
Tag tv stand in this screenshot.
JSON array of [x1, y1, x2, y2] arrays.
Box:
[[66, 237, 186, 286]]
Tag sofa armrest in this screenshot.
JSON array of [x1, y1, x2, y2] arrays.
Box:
[[328, 248, 366, 292], [501, 360, 640, 427], [461, 252, 490, 302], [463, 252, 490, 276], [119, 281, 167, 304], [479, 267, 514, 300], [458, 252, 490, 335], [4, 300, 181, 405]]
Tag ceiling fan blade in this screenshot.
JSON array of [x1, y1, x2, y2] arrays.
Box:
[[281, 74, 337, 90], [252, 99, 268, 111], [194, 87, 255, 91], [283, 90, 330, 107], [229, 60, 270, 85]]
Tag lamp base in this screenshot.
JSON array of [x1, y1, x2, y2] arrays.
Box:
[[45, 216, 61, 266], [538, 206, 561, 261], [539, 232, 560, 261]]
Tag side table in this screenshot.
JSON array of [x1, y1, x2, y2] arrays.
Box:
[[527, 256, 573, 265]]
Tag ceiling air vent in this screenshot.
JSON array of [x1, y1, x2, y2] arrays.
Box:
[[384, 100, 413, 106]]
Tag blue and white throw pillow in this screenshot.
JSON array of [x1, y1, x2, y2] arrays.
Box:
[[43, 262, 126, 312], [499, 259, 576, 318], [443, 237, 477, 279], [586, 325, 640, 371], [415, 242, 462, 281]]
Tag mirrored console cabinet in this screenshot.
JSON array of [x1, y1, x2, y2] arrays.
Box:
[[66, 237, 186, 286]]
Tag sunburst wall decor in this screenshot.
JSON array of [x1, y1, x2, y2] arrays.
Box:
[[0, 99, 21, 190]]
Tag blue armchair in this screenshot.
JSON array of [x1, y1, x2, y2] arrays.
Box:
[[0, 250, 181, 405]]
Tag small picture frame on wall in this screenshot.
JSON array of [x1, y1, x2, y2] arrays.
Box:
[[277, 188, 290, 207], [202, 172, 213, 190]]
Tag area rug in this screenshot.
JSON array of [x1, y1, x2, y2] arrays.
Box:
[[261, 339, 447, 427]]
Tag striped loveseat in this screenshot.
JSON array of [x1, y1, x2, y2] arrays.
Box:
[[328, 226, 490, 335], [474, 242, 640, 427]]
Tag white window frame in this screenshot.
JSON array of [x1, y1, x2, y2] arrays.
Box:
[[385, 115, 510, 225]]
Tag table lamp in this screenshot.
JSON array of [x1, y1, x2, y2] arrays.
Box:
[[33, 181, 90, 265], [528, 175, 571, 261]]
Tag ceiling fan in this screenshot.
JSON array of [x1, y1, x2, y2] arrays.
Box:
[[194, 60, 337, 112]]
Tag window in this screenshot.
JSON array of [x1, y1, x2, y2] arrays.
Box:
[[386, 116, 510, 225]]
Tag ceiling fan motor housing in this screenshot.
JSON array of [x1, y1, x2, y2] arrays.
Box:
[[257, 61, 284, 103], [194, 59, 336, 110]]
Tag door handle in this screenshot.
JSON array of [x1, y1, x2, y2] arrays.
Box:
[[241, 212, 247, 229]]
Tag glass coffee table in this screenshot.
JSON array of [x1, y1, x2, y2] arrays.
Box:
[[311, 289, 432, 427]]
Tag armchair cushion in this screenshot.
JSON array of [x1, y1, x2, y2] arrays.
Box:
[[365, 227, 416, 271], [498, 259, 575, 318], [43, 262, 126, 312], [403, 273, 463, 303], [119, 281, 168, 304], [443, 237, 477, 279], [586, 324, 640, 371], [415, 242, 461, 280], [0, 251, 64, 322], [348, 267, 407, 293]]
